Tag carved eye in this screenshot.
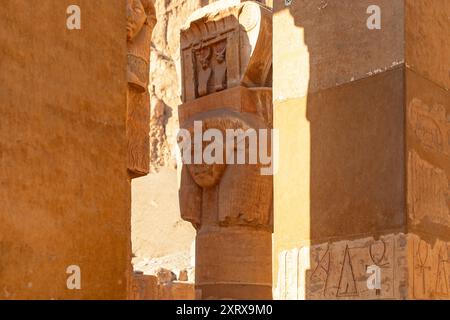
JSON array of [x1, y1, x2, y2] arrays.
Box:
[[134, 6, 143, 14]]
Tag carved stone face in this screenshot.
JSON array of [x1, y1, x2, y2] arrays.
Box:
[[187, 163, 226, 188], [127, 0, 147, 41], [185, 137, 226, 188]]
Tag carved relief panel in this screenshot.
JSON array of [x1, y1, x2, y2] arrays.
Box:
[[408, 151, 450, 228], [180, 0, 272, 102], [275, 234, 408, 300], [407, 97, 450, 231]]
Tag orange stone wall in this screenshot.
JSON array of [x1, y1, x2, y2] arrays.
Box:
[[0, 0, 130, 299], [273, 0, 405, 298], [273, 0, 450, 299]]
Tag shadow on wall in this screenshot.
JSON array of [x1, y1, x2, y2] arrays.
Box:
[[275, 0, 405, 299]]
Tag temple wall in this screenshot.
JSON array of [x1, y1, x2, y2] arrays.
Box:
[[405, 0, 450, 241], [404, 0, 450, 299], [273, 0, 450, 300], [0, 0, 130, 299], [274, 0, 400, 299], [273, 0, 405, 295]]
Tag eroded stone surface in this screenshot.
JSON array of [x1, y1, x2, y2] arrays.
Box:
[[406, 0, 450, 91], [408, 150, 450, 228], [0, 0, 129, 299], [273, 0, 405, 101], [275, 233, 408, 300], [275, 233, 450, 300]]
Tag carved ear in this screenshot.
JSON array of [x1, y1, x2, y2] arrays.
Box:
[[179, 164, 202, 229], [142, 0, 157, 27]]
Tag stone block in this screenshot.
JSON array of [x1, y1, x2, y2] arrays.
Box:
[[273, 0, 404, 100], [405, 0, 450, 91]]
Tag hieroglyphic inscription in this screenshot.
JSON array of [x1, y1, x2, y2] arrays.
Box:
[[410, 234, 450, 299], [180, 1, 272, 103], [126, 0, 156, 177], [409, 98, 450, 157], [408, 151, 450, 227], [276, 234, 450, 300], [275, 234, 409, 300]]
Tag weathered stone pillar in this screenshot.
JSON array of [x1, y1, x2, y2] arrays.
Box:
[[127, 0, 156, 178], [0, 0, 130, 299], [126, 0, 156, 299], [178, 0, 273, 300], [273, 0, 449, 300]]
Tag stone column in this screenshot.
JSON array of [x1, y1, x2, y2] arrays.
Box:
[[127, 0, 156, 178], [178, 0, 273, 300], [273, 0, 450, 300], [126, 0, 156, 299]]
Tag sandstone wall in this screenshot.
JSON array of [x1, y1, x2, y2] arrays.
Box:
[[273, 0, 405, 288], [273, 0, 450, 300], [273, 0, 405, 299], [405, 0, 450, 299], [0, 0, 130, 299]]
